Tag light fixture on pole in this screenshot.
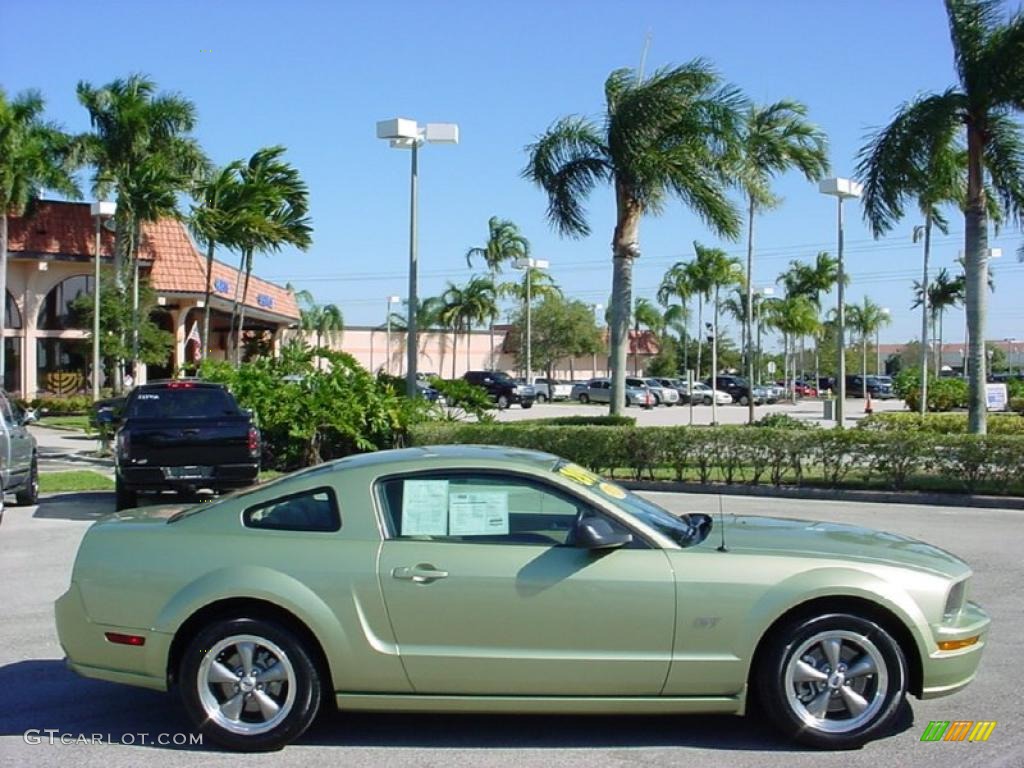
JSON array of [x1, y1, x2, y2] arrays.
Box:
[[90, 202, 116, 401], [385, 295, 400, 375], [877, 307, 890, 375], [819, 178, 863, 427], [376, 118, 459, 397], [514, 256, 549, 387]]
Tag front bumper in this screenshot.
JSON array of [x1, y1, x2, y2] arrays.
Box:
[[920, 601, 990, 699], [55, 583, 170, 691]]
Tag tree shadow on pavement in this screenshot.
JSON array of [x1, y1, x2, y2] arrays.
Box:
[[33, 493, 113, 521]]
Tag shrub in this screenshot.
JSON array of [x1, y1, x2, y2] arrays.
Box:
[[861, 412, 1024, 435], [1010, 397, 1024, 415], [752, 412, 813, 430], [512, 414, 636, 427], [20, 395, 94, 415]]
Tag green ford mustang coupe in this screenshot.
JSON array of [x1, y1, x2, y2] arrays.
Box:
[[55, 445, 989, 752]]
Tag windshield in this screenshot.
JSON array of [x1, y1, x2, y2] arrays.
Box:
[[553, 461, 710, 547], [127, 387, 240, 419], [491, 372, 514, 384]]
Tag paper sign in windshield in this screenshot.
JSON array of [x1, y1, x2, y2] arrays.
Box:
[[401, 480, 449, 536], [448, 491, 509, 536]]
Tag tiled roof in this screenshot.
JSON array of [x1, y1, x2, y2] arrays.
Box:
[[6, 200, 299, 321]]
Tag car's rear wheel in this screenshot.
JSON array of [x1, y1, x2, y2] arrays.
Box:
[[179, 617, 321, 752], [15, 457, 39, 506], [521, 401, 533, 409], [756, 613, 907, 749], [536, 393, 548, 403], [496, 394, 509, 409], [579, 394, 590, 404], [703, 396, 712, 405], [114, 476, 137, 511], [739, 395, 750, 406]]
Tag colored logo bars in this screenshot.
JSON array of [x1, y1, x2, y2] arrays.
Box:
[[920, 720, 997, 742]]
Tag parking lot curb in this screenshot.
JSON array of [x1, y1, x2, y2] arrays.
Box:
[[620, 480, 1024, 510]]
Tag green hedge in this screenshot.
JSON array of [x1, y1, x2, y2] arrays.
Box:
[[16, 395, 95, 415], [409, 423, 1024, 495], [510, 415, 636, 427], [861, 412, 1024, 435]]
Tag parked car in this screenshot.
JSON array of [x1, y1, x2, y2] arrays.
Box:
[[691, 382, 733, 405], [639, 378, 679, 406], [752, 385, 777, 404], [655, 378, 703, 405], [707, 375, 757, 405], [793, 379, 819, 397], [56, 446, 989, 751], [574, 378, 653, 407], [463, 371, 535, 409], [108, 380, 261, 511], [0, 390, 39, 517], [532, 377, 573, 402], [845, 374, 895, 399]]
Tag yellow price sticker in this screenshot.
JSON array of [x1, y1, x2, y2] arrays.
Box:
[[558, 463, 599, 486], [599, 481, 627, 499]]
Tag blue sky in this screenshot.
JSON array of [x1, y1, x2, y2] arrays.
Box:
[[4, 0, 1023, 348]]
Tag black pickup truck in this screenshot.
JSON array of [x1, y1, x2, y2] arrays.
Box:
[[110, 380, 260, 510]]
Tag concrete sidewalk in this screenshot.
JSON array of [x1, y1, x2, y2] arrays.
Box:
[[28, 425, 112, 467]]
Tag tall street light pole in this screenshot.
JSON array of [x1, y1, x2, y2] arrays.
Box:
[[515, 256, 548, 387], [877, 307, 890, 375], [90, 202, 116, 401], [376, 118, 459, 397], [385, 295, 400, 374], [592, 303, 603, 376], [754, 286, 773, 386], [819, 178, 862, 428]]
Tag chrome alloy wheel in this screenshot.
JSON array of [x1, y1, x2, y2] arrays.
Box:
[[197, 634, 297, 736], [784, 630, 888, 733]]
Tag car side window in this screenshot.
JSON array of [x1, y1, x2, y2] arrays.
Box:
[[243, 487, 340, 532], [378, 473, 640, 548], [0, 396, 16, 428]]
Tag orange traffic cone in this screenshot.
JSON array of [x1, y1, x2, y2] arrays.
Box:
[[864, 394, 873, 415]]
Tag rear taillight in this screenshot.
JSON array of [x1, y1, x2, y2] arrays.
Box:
[[167, 381, 195, 388], [117, 430, 130, 458], [248, 427, 260, 458]]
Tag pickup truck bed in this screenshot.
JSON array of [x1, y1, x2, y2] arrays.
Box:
[[114, 381, 259, 510]]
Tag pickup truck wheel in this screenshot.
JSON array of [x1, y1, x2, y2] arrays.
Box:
[[521, 402, 533, 409], [15, 457, 39, 505], [536, 393, 548, 403], [578, 394, 590, 404], [496, 394, 510, 410], [755, 613, 907, 749], [179, 617, 321, 752], [115, 477, 137, 511]]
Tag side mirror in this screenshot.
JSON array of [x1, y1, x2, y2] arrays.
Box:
[[21, 409, 37, 425], [95, 408, 115, 425], [573, 515, 632, 551]]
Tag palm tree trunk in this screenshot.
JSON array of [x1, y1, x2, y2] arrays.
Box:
[[862, 337, 868, 399], [745, 194, 756, 425], [937, 310, 944, 377], [919, 214, 931, 415], [201, 240, 216, 363], [0, 214, 7, 389], [466, 320, 472, 374], [489, 267, 496, 370], [451, 326, 458, 379], [235, 253, 254, 365], [964, 124, 989, 434], [228, 251, 247, 364], [130, 218, 142, 379], [609, 203, 640, 415], [695, 300, 704, 381]]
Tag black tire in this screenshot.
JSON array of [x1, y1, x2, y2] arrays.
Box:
[[579, 394, 590, 404], [179, 617, 322, 752], [755, 612, 907, 749], [739, 395, 750, 407], [536, 393, 548, 403], [15, 457, 39, 506], [496, 394, 510, 410], [115, 475, 137, 511], [703, 396, 713, 406], [521, 401, 533, 410]]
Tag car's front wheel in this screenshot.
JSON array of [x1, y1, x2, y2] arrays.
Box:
[[496, 394, 510, 409], [756, 613, 907, 749], [179, 617, 322, 752], [15, 457, 39, 505], [578, 393, 590, 404], [114, 476, 137, 511]]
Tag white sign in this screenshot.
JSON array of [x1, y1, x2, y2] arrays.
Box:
[[448, 491, 509, 536], [766, 361, 777, 375], [401, 480, 449, 536], [985, 383, 1009, 412]]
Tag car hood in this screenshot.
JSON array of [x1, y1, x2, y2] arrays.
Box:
[[714, 514, 970, 579]]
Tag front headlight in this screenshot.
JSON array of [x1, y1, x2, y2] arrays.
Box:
[[943, 578, 968, 622]]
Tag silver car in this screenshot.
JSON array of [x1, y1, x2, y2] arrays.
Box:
[[575, 378, 653, 407], [642, 378, 680, 406], [0, 391, 39, 519]]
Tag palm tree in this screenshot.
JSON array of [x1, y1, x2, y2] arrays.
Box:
[[77, 75, 207, 384], [438, 277, 498, 377], [524, 61, 746, 414], [0, 88, 80, 388], [190, 160, 250, 362], [847, 298, 892, 398], [914, 268, 965, 376], [721, 287, 751, 354], [632, 297, 664, 375], [779, 252, 844, 389], [466, 216, 530, 369], [854, 0, 1024, 434], [657, 262, 694, 374], [229, 147, 312, 364], [764, 295, 819, 403], [736, 100, 829, 422], [498, 267, 562, 304], [691, 243, 743, 421], [661, 302, 690, 373], [292, 288, 344, 349]]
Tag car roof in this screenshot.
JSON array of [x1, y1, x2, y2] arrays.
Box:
[[287, 444, 564, 477]]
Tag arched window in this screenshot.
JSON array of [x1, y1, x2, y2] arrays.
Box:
[[36, 275, 94, 330], [5, 291, 21, 330]]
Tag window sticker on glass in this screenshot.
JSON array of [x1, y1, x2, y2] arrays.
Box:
[[558, 463, 599, 487], [448, 491, 509, 536], [401, 479, 449, 536], [599, 481, 627, 499]]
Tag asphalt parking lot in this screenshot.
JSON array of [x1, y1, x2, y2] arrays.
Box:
[[0, 490, 1019, 768]]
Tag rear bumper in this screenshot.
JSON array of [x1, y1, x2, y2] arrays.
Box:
[[919, 601, 990, 699], [117, 463, 258, 492], [55, 583, 169, 692]]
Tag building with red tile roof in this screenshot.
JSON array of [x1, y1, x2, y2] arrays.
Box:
[[3, 200, 300, 395]]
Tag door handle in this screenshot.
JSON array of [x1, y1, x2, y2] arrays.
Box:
[[392, 563, 449, 584]]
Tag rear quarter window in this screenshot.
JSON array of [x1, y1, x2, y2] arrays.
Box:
[[243, 488, 340, 532]]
